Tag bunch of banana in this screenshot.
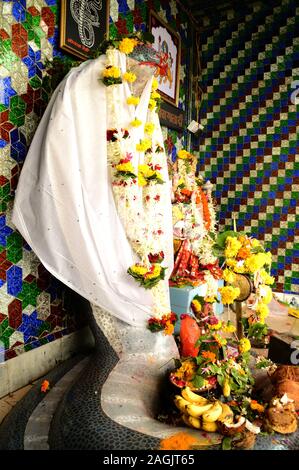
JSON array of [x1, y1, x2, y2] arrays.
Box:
[[174, 386, 234, 433]]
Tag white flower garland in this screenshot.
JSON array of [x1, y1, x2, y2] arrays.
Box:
[[104, 48, 171, 320]]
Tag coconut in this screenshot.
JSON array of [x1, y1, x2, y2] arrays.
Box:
[[217, 416, 246, 436], [245, 419, 261, 434]]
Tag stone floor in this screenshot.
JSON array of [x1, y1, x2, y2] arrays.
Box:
[[0, 295, 298, 428], [0, 385, 32, 426]]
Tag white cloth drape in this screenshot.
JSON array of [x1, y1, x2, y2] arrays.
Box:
[[12, 54, 174, 327]]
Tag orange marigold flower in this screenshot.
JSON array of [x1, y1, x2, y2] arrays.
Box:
[[250, 400, 265, 413], [41, 380, 50, 393], [237, 247, 251, 259], [201, 350, 216, 363]]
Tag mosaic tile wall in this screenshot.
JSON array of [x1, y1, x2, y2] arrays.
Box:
[[0, 0, 87, 362], [196, 0, 299, 294], [0, 0, 195, 362]]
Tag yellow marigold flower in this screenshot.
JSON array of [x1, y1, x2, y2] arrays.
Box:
[[238, 337, 251, 354], [219, 285, 240, 305], [259, 284, 272, 304], [205, 296, 216, 303], [175, 360, 197, 380], [148, 98, 157, 110], [234, 262, 245, 274], [123, 71, 137, 83], [164, 321, 174, 336], [244, 253, 267, 273], [115, 162, 135, 173], [222, 321, 236, 334], [130, 118, 142, 127], [264, 251, 272, 265], [223, 268, 236, 284], [146, 265, 161, 279], [131, 264, 148, 276], [251, 238, 261, 248], [144, 122, 155, 135], [119, 37, 137, 54], [138, 173, 147, 186], [151, 91, 161, 100], [255, 302, 269, 318], [224, 236, 242, 258], [136, 139, 152, 152], [102, 66, 121, 79], [208, 320, 222, 330], [127, 95, 140, 106], [177, 149, 193, 160], [226, 258, 237, 269], [260, 269, 275, 285], [152, 77, 159, 90], [191, 299, 201, 311]]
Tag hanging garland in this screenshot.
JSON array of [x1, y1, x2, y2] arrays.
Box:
[[100, 37, 176, 335]]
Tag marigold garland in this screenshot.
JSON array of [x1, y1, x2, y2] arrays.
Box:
[[103, 43, 174, 331]]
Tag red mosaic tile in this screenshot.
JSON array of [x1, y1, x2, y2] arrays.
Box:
[[0, 29, 9, 40], [41, 7, 55, 38], [28, 6, 40, 16], [24, 274, 36, 283], [0, 251, 7, 264], [11, 24, 28, 59], [0, 110, 9, 124], [0, 175, 9, 186], [0, 313, 7, 323], [5, 349, 17, 360], [8, 299, 22, 331], [0, 121, 15, 142]]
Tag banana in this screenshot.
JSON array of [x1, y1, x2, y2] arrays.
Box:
[[201, 420, 218, 432], [185, 402, 213, 418], [201, 400, 223, 422], [181, 387, 209, 405], [174, 395, 191, 413], [182, 414, 201, 429], [218, 403, 234, 424], [222, 378, 231, 398]]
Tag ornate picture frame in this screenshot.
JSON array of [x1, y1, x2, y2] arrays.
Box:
[[60, 0, 110, 60], [149, 10, 181, 107]]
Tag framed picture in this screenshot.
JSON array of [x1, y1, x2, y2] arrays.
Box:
[[149, 10, 181, 107], [60, 0, 110, 60]]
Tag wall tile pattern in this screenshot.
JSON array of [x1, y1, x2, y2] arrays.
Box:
[[0, 0, 194, 361], [196, 0, 299, 293]]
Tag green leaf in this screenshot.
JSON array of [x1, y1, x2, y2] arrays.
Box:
[[192, 375, 205, 389], [217, 374, 225, 387], [216, 230, 239, 248], [222, 437, 232, 450]]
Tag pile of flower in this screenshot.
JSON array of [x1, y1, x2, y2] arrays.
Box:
[[170, 148, 218, 288], [171, 310, 254, 398], [148, 312, 177, 335], [213, 230, 274, 340], [127, 263, 167, 289]]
